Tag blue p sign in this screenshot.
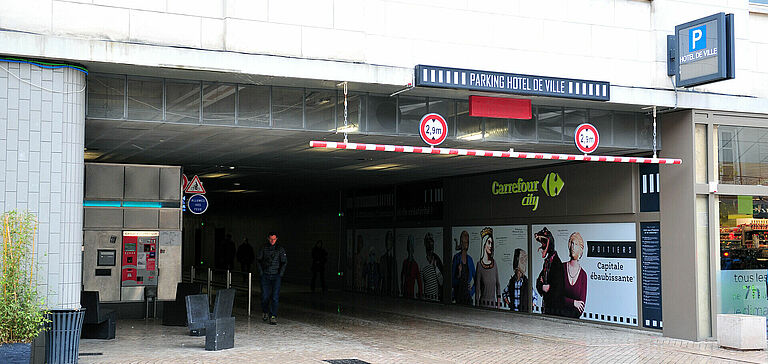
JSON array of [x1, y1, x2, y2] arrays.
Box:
[[689, 25, 706, 52]]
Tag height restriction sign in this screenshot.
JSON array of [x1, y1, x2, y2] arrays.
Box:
[[575, 123, 599, 154], [419, 113, 448, 146]]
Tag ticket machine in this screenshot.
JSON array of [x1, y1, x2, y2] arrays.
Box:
[[121, 231, 159, 301], [82, 163, 183, 305]]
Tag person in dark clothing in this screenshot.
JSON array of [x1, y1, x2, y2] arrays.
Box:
[[237, 237, 254, 273], [256, 232, 287, 325], [535, 227, 564, 316], [311, 240, 328, 293], [214, 236, 225, 270], [224, 234, 237, 271]]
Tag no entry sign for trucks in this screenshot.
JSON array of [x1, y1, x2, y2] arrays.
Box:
[[420, 113, 448, 146], [575, 123, 599, 154]]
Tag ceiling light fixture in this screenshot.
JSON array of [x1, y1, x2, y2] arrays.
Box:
[[458, 132, 483, 141], [336, 124, 358, 133], [360, 163, 401, 171], [200, 172, 230, 178], [84, 151, 102, 160]]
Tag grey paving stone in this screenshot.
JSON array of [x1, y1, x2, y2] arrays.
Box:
[[78, 289, 768, 364]]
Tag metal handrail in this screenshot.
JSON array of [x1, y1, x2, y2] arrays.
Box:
[[186, 266, 253, 316]]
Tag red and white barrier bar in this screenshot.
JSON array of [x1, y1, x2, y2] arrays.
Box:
[[309, 141, 682, 165]]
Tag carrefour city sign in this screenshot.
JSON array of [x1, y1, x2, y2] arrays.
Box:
[[670, 12, 735, 87], [491, 172, 564, 211]]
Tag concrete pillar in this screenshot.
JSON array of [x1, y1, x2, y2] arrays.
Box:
[[659, 109, 709, 340], [0, 59, 85, 310]]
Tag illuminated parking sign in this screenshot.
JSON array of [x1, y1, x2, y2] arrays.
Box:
[[671, 12, 735, 87]]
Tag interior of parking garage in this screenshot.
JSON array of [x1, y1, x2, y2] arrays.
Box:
[[79, 66, 670, 335]]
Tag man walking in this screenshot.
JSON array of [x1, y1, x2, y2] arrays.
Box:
[[256, 232, 287, 325]]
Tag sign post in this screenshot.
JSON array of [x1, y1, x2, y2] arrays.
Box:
[[187, 194, 209, 214], [574, 123, 599, 155], [184, 175, 206, 194], [419, 113, 448, 146]]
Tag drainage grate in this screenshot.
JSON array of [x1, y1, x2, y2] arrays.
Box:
[[324, 360, 371, 364]]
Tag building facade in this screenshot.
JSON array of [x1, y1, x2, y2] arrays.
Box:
[[1, 0, 768, 341]]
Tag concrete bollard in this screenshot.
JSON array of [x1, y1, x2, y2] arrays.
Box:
[[717, 314, 767, 350]]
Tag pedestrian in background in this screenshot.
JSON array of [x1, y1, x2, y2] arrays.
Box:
[[237, 236, 254, 274], [256, 232, 287, 325], [224, 233, 237, 270], [311, 240, 328, 293]]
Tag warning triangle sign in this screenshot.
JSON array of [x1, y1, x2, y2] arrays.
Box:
[[184, 175, 206, 194]]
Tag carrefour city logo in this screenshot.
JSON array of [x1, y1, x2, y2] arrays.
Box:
[[689, 25, 706, 52], [491, 172, 564, 211], [542, 172, 564, 197]]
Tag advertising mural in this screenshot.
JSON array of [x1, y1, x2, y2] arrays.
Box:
[[531, 223, 638, 326], [451, 225, 528, 311], [350, 228, 394, 294], [395, 227, 444, 301], [720, 270, 768, 318]]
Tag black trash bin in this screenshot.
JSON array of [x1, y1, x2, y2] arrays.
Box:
[[45, 309, 85, 364]]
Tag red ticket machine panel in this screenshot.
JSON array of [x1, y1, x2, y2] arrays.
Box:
[[122, 232, 159, 287], [121, 268, 137, 282], [121, 236, 138, 285]]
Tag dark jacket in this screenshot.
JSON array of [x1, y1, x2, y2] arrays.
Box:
[[536, 251, 564, 316], [256, 243, 287, 276]]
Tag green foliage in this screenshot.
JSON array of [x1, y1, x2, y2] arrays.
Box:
[[0, 210, 49, 344]]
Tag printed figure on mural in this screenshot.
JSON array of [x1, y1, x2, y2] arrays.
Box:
[[379, 230, 398, 297], [452, 230, 475, 305], [502, 248, 529, 312], [401, 235, 423, 299], [534, 228, 589, 318], [420, 233, 443, 301], [475, 227, 501, 308], [535, 227, 565, 316]]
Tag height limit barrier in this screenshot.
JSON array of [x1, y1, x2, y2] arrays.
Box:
[[308, 141, 683, 165]]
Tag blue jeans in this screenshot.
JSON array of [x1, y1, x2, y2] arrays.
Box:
[[261, 274, 281, 317]]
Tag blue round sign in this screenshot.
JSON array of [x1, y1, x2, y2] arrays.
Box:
[[187, 194, 208, 214]]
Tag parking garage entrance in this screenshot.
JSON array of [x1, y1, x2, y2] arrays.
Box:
[[83, 71, 668, 331]]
